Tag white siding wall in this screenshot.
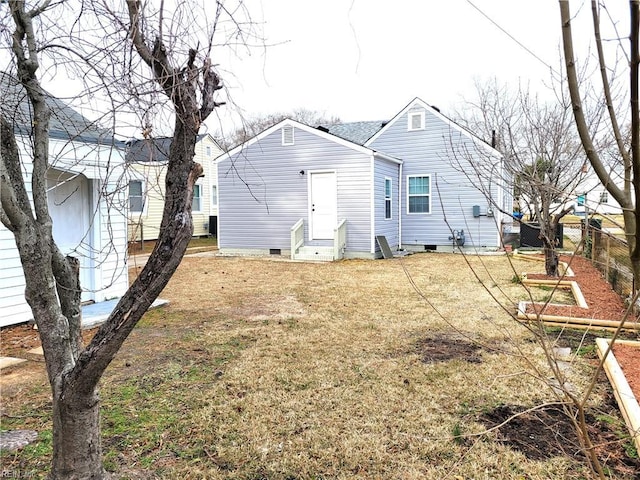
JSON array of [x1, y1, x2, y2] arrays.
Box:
[[373, 157, 401, 250], [95, 171, 129, 302], [0, 150, 32, 327], [368, 105, 502, 248], [0, 136, 129, 327], [0, 232, 31, 326], [218, 126, 375, 255]]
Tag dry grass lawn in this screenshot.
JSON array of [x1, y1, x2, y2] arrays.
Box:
[[1, 252, 636, 479]]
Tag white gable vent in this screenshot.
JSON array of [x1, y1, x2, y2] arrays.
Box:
[[408, 111, 425, 131], [282, 125, 295, 145]]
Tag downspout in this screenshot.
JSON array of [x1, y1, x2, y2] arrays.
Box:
[[398, 162, 403, 248], [370, 153, 376, 255]]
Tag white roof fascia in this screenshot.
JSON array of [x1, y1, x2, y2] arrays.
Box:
[[364, 97, 502, 160], [218, 118, 381, 165]]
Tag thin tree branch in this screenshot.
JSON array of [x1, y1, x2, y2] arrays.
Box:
[[559, 0, 628, 207], [591, 1, 632, 186]]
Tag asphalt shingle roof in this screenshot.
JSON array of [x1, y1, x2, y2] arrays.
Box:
[[124, 134, 210, 163], [125, 137, 172, 163], [323, 120, 386, 145], [0, 72, 114, 144]]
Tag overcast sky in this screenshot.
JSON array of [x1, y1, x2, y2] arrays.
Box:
[[207, 0, 632, 137]]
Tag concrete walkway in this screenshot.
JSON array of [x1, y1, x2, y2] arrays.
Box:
[[80, 297, 169, 329]]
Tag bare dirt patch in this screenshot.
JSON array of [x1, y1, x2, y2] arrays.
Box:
[[415, 334, 483, 364], [479, 401, 640, 477], [0, 324, 98, 359], [226, 294, 306, 322]]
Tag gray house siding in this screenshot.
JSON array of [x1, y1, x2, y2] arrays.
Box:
[[373, 157, 400, 251], [218, 124, 376, 256], [368, 104, 501, 249]]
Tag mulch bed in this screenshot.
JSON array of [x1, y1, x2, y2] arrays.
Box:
[[524, 255, 633, 321], [522, 254, 640, 408]]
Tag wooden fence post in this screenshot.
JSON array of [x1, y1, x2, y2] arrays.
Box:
[[605, 234, 610, 281]]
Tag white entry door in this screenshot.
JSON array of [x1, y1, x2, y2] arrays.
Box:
[[310, 172, 337, 239], [47, 172, 93, 302]]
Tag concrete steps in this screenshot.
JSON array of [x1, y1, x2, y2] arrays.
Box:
[[294, 246, 334, 262]]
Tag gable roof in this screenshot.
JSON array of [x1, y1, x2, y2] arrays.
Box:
[[220, 118, 401, 164], [0, 72, 114, 144], [323, 121, 386, 145], [364, 97, 501, 159]]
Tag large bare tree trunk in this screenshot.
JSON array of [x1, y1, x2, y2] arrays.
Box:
[[50, 390, 103, 479], [1, 1, 224, 477]]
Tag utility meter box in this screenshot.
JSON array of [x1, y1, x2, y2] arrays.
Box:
[[472, 205, 481, 217]]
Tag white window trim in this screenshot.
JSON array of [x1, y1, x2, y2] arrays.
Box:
[[407, 174, 431, 214], [128, 179, 147, 215], [384, 177, 392, 220], [192, 183, 203, 213], [408, 111, 425, 131], [282, 125, 295, 146]]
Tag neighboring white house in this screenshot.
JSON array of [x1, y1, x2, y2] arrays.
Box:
[[0, 73, 130, 327], [572, 166, 624, 217], [125, 134, 223, 242]]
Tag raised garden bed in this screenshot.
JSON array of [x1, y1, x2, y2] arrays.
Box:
[[596, 339, 640, 453]]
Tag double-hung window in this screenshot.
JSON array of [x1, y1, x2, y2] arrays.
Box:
[[384, 178, 392, 219], [192, 184, 202, 212], [129, 180, 144, 213], [408, 175, 430, 213]]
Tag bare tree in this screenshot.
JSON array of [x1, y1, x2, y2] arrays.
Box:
[[216, 108, 341, 150], [458, 79, 587, 276], [0, 1, 251, 477], [559, 0, 639, 294]]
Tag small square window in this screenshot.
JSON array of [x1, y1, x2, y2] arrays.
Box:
[[599, 191, 609, 204], [408, 111, 425, 131]]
